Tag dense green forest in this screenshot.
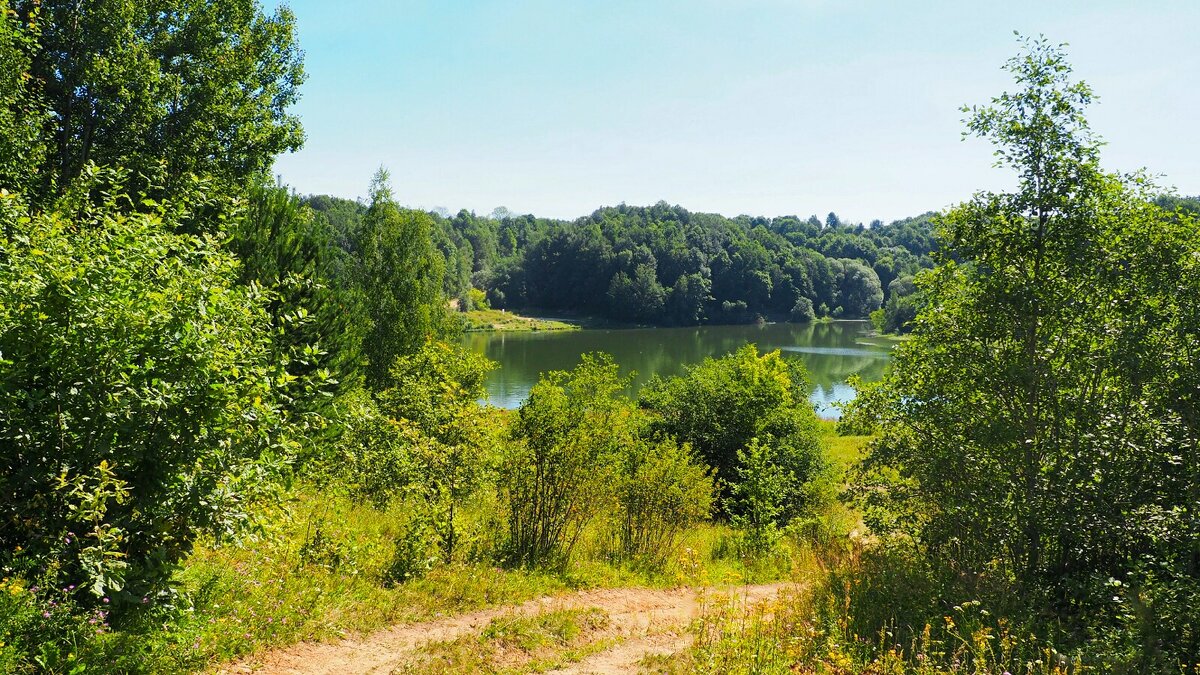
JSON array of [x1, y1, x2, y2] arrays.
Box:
[[1, 1, 1199, 673], [306, 195, 937, 326]]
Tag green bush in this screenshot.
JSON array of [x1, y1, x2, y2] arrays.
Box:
[[500, 354, 630, 567], [382, 509, 443, 585], [725, 439, 789, 556], [612, 438, 714, 567], [324, 388, 416, 508], [640, 344, 826, 521], [0, 179, 289, 609]]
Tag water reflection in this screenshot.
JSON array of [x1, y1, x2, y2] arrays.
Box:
[[461, 321, 893, 418]]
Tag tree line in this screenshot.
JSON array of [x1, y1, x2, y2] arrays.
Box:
[[306, 196, 938, 326]]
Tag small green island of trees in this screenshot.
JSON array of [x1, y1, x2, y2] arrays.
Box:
[[0, 2, 1197, 673]]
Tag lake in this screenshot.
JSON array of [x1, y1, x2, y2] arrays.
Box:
[[461, 320, 894, 417]]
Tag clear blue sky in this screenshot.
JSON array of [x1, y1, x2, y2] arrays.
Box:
[[273, 0, 1198, 223]]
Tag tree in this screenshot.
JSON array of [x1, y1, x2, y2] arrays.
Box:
[[10, 0, 304, 203], [854, 37, 1200, 667], [0, 2, 47, 195], [357, 169, 446, 388], [873, 275, 919, 334], [834, 258, 883, 317], [666, 272, 711, 325], [0, 173, 287, 607], [227, 183, 367, 430], [607, 263, 666, 322]]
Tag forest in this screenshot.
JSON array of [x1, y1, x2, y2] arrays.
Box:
[[308, 195, 937, 327], [0, 1, 1198, 673]]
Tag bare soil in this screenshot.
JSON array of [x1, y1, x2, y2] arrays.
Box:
[[220, 583, 788, 675]]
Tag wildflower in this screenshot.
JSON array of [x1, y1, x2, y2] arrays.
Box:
[[42, 611, 51, 618]]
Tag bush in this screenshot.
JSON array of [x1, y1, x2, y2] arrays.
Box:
[[380, 341, 499, 557], [500, 354, 631, 567], [790, 296, 816, 323], [613, 438, 714, 567], [725, 439, 789, 555], [0, 180, 288, 609], [382, 509, 443, 585], [640, 345, 826, 520], [323, 388, 416, 508]]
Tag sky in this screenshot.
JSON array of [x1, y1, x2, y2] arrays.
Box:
[[273, 0, 1199, 224]]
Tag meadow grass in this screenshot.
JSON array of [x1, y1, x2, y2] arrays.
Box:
[[461, 309, 579, 332], [396, 607, 616, 674], [131, 475, 805, 672]]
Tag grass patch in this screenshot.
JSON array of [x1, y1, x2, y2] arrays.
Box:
[[461, 309, 579, 332], [2, 414, 863, 673], [129, 491, 576, 672], [397, 607, 613, 674]]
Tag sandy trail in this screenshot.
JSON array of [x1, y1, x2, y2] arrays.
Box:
[[221, 583, 788, 675]]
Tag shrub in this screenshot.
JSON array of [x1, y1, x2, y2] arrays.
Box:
[[500, 354, 631, 567], [640, 344, 826, 520], [725, 439, 790, 555], [0, 180, 289, 609], [320, 388, 415, 508], [613, 438, 714, 567], [382, 509, 443, 585], [380, 340, 499, 558]]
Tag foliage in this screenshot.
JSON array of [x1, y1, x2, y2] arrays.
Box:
[[379, 341, 499, 558], [357, 170, 447, 387], [0, 1, 47, 196], [425, 201, 933, 327], [0, 179, 287, 608], [500, 354, 632, 567], [726, 439, 790, 555], [852, 36, 1200, 669], [872, 274, 921, 334], [0, 573, 138, 674], [612, 437, 714, 567], [324, 388, 416, 508], [640, 344, 826, 519], [382, 508, 443, 585], [228, 182, 366, 442], [9, 0, 304, 203]]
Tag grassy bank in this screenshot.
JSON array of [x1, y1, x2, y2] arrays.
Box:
[[461, 308, 580, 332]]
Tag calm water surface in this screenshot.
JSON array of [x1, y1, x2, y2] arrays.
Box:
[[461, 321, 893, 417]]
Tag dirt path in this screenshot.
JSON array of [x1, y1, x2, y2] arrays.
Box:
[[221, 583, 788, 675]]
